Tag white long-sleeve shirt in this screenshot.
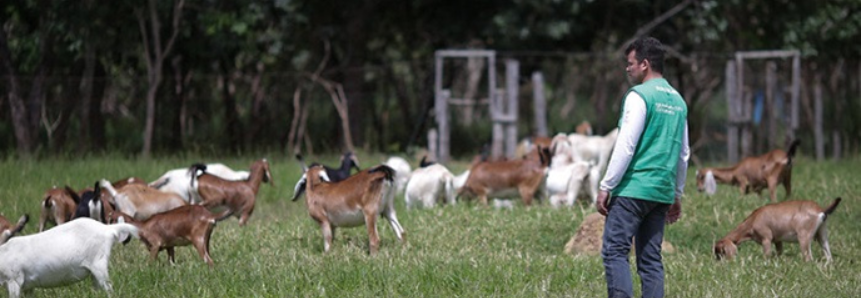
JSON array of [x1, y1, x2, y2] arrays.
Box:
[[599, 91, 690, 199]]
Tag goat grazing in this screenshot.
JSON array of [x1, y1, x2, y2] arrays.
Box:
[[714, 198, 841, 262], [111, 206, 231, 267], [39, 187, 77, 231], [0, 218, 137, 298], [293, 165, 404, 254], [458, 147, 552, 206], [0, 214, 28, 245], [100, 180, 188, 221], [697, 140, 800, 202], [404, 164, 456, 208], [150, 163, 250, 203], [192, 159, 273, 226]]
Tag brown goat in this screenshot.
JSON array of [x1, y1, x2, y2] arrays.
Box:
[[100, 181, 188, 221], [38, 187, 78, 232], [697, 140, 800, 202], [111, 206, 231, 267], [293, 164, 404, 254], [0, 214, 28, 244], [458, 146, 552, 206], [714, 198, 841, 262], [194, 159, 273, 226]]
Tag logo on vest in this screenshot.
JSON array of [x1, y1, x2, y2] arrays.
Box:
[[655, 102, 683, 115]]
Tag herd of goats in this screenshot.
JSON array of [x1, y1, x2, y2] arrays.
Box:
[[0, 125, 843, 297]]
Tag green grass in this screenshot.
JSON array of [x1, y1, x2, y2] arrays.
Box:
[[0, 154, 859, 297]]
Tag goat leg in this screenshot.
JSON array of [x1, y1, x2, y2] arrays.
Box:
[[365, 211, 380, 255], [321, 221, 333, 253], [167, 247, 177, 265]]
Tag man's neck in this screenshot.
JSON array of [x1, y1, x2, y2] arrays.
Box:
[[641, 72, 663, 84]]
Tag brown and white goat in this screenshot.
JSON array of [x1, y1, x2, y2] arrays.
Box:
[[111, 206, 231, 267], [714, 198, 841, 262], [458, 146, 552, 206], [0, 214, 28, 244], [293, 165, 405, 254], [697, 140, 800, 202], [39, 187, 78, 231], [99, 180, 188, 221], [193, 159, 273, 226]]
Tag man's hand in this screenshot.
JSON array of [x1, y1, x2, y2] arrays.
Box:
[[666, 197, 682, 224], [597, 190, 611, 216]]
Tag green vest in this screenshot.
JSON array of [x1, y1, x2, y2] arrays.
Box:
[[612, 78, 687, 204]]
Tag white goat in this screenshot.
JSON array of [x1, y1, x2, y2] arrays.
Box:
[[100, 180, 188, 221], [384, 156, 412, 194], [0, 218, 138, 298], [551, 128, 618, 177], [545, 161, 598, 206], [404, 164, 456, 208], [149, 163, 250, 203]]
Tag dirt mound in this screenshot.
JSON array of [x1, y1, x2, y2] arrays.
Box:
[[564, 212, 676, 256]]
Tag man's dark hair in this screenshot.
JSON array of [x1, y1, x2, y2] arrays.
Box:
[[625, 37, 665, 74]]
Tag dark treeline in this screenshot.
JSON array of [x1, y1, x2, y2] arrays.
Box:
[[1, 0, 860, 160]]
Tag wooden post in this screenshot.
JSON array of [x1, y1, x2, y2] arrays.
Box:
[[436, 89, 450, 163], [504, 59, 519, 159], [766, 61, 778, 149], [726, 60, 739, 163], [491, 90, 505, 159], [532, 71, 548, 137], [790, 54, 801, 138], [428, 128, 438, 162], [814, 74, 825, 161]]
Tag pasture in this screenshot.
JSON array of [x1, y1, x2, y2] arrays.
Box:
[[0, 153, 858, 297]]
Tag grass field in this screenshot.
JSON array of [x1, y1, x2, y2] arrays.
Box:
[[0, 153, 858, 298]]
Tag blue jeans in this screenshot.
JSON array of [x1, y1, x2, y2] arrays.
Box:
[[602, 196, 669, 298]]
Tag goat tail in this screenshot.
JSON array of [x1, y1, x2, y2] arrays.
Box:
[[11, 214, 28, 235], [704, 170, 718, 195], [786, 139, 801, 164], [823, 197, 842, 218], [110, 222, 139, 244], [369, 165, 396, 182], [187, 163, 208, 188]]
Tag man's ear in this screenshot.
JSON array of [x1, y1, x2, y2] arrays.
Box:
[[641, 58, 651, 70]]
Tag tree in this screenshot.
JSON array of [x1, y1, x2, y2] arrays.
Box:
[[138, 0, 185, 158]]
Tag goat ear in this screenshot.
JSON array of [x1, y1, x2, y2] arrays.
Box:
[[704, 171, 717, 195]]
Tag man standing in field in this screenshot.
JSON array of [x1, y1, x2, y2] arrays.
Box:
[[596, 36, 689, 298]]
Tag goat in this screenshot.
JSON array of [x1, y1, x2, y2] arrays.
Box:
[[293, 152, 361, 200], [404, 164, 456, 209], [292, 165, 404, 254], [99, 180, 188, 221], [39, 187, 78, 232], [545, 161, 598, 206], [697, 140, 800, 202], [0, 214, 28, 245], [458, 146, 552, 206], [714, 198, 841, 262], [515, 136, 553, 158], [418, 155, 436, 168], [552, 128, 618, 176], [71, 182, 106, 223], [575, 120, 593, 135], [150, 163, 250, 203], [192, 159, 273, 226], [110, 206, 231, 267], [0, 218, 137, 298], [384, 156, 412, 194]]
